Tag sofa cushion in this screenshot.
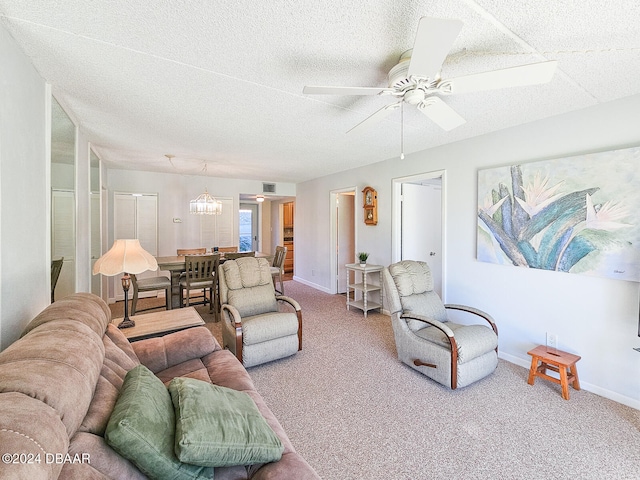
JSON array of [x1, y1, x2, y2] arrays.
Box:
[[79, 326, 140, 436], [105, 365, 212, 480], [168, 377, 284, 467], [132, 326, 219, 374]]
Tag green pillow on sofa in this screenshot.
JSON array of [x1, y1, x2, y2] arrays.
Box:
[[169, 377, 284, 467], [105, 365, 212, 480]]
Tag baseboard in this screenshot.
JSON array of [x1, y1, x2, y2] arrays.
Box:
[[292, 276, 332, 294], [499, 351, 640, 411]]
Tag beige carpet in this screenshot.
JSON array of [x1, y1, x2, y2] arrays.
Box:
[[110, 282, 640, 480]]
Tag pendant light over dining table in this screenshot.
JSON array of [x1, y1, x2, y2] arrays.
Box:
[[190, 188, 222, 215]]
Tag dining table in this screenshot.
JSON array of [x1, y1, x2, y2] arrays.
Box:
[[156, 252, 272, 309]]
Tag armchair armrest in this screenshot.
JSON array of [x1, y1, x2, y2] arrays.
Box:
[[400, 312, 459, 388], [276, 295, 301, 311], [221, 303, 242, 325], [444, 304, 498, 336], [276, 295, 303, 352], [221, 303, 244, 363]]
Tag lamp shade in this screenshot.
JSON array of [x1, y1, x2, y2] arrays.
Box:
[[92, 239, 158, 276]]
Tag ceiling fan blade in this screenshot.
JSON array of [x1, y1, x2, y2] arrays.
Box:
[[347, 102, 401, 134], [418, 97, 466, 131], [303, 86, 388, 95], [444, 60, 558, 94], [408, 17, 463, 79]]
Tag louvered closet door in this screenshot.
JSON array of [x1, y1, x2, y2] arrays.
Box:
[[200, 197, 234, 248], [114, 193, 158, 301]]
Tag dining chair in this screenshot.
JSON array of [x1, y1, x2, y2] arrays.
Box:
[[51, 257, 64, 303], [179, 254, 220, 316], [216, 246, 238, 253], [270, 246, 287, 294], [224, 251, 256, 260], [177, 248, 207, 303], [177, 248, 206, 255], [130, 273, 171, 315]]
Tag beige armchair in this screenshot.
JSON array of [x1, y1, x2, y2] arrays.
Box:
[[218, 257, 302, 367], [382, 260, 498, 389]]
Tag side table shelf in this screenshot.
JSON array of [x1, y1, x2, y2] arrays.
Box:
[[346, 263, 383, 317]]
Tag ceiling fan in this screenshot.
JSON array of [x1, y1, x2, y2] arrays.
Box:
[[303, 17, 557, 134]]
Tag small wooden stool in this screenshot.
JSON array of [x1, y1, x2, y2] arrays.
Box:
[[527, 345, 581, 400]]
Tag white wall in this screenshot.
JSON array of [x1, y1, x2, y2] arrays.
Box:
[[295, 94, 640, 409], [0, 24, 49, 349], [106, 168, 295, 263]]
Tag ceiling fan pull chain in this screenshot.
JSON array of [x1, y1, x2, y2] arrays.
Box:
[[400, 102, 405, 160]]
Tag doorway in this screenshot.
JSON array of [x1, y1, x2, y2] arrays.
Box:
[[392, 171, 446, 298], [330, 188, 356, 294], [239, 203, 259, 252]]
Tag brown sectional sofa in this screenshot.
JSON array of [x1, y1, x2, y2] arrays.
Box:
[[0, 293, 319, 479]]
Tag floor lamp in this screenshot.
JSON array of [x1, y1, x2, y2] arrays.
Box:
[[93, 239, 158, 328]]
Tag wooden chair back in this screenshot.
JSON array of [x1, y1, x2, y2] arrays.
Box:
[[216, 246, 238, 253], [177, 248, 206, 256], [224, 251, 255, 260], [51, 257, 64, 303], [272, 246, 287, 269], [184, 254, 219, 285]]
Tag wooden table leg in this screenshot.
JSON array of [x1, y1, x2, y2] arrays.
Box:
[[570, 363, 581, 391], [527, 355, 539, 385], [559, 365, 570, 400]]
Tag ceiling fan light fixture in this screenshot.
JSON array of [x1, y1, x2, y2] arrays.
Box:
[[256, 195, 265, 202]]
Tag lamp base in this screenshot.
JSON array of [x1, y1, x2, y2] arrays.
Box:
[[118, 274, 135, 328], [117, 318, 136, 329]]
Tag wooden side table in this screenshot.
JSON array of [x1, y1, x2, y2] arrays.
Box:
[[527, 345, 581, 400]]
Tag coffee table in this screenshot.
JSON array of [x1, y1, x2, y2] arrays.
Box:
[[111, 307, 205, 342]]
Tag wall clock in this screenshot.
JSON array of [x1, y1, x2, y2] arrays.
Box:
[[362, 186, 377, 226]]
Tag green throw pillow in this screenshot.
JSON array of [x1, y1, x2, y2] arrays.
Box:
[[168, 377, 284, 467], [104, 365, 213, 480]]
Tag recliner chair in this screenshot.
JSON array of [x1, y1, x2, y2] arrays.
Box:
[[218, 256, 302, 368], [382, 260, 498, 389]]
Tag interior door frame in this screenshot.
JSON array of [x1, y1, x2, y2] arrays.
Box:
[[329, 186, 357, 295], [391, 170, 447, 300]]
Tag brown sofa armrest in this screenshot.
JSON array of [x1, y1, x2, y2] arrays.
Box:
[[132, 326, 220, 373]]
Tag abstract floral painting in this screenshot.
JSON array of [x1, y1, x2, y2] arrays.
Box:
[[477, 146, 640, 282]]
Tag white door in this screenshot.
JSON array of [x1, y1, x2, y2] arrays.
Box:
[[239, 203, 259, 252], [201, 197, 234, 249], [90, 192, 101, 296], [401, 181, 442, 296], [336, 193, 355, 293], [114, 193, 158, 301]]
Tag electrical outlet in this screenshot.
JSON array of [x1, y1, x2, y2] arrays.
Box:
[[546, 333, 558, 351]]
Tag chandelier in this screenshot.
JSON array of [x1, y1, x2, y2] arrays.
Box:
[[189, 188, 222, 215]]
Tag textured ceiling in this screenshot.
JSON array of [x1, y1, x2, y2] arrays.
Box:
[[1, 1, 639, 183]]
